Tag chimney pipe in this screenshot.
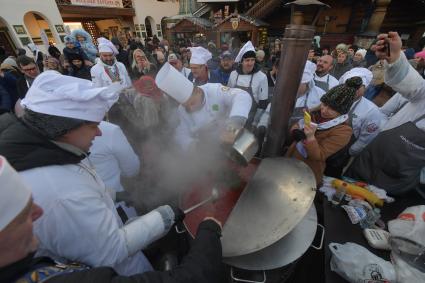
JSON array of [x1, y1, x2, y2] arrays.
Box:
[[263, 24, 315, 157]]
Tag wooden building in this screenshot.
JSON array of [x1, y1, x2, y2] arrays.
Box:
[[167, 17, 214, 46], [213, 13, 268, 48], [182, 0, 425, 50]]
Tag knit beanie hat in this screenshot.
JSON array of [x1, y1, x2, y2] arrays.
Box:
[[64, 35, 77, 44], [320, 77, 361, 114], [336, 43, 348, 53], [22, 109, 86, 140]]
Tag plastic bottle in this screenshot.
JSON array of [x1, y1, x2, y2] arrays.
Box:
[[331, 186, 346, 206], [360, 208, 381, 229]]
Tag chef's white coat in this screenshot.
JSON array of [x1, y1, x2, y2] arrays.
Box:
[[90, 121, 140, 218], [21, 157, 170, 276], [349, 97, 388, 155], [295, 86, 326, 109], [380, 92, 408, 118], [180, 67, 191, 79], [174, 83, 252, 150], [257, 103, 271, 128], [313, 73, 339, 91], [91, 61, 132, 88], [227, 70, 269, 103], [381, 53, 425, 132], [90, 121, 139, 192]]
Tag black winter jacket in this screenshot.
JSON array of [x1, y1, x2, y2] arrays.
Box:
[[0, 113, 83, 171]]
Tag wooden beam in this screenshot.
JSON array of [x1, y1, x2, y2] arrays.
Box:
[[58, 5, 135, 17]]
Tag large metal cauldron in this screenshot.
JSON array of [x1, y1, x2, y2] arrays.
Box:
[[180, 157, 319, 282]]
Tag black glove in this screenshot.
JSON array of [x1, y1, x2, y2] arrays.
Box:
[[255, 126, 267, 142], [291, 128, 306, 142], [171, 206, 185, 223]]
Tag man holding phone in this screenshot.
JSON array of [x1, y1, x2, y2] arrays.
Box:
[[346, 32, 425, 197]]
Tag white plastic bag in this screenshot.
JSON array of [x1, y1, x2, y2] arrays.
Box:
[[388, 205, 425, 283], [329, 242, 396, 283]]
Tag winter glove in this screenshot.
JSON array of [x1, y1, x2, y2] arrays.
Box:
[[170, 205, 186, 223], [254, 126, 267, 142]]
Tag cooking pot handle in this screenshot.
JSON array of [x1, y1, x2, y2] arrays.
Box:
[[174, 223, 187, 234], [311, 223, 325, 250], [230, 267, 266, 283]]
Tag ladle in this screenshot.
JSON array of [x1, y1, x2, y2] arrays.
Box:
[[184, 188, 220, 214]]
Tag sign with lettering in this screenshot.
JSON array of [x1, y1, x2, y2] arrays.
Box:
[[70, 0, 123, 8]]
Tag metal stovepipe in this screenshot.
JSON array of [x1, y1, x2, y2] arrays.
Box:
[[263, 24, 315, 157]]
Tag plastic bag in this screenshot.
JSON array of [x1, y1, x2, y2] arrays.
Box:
[[388, 205, 425, 248], [388, 205, 425, 282], [329, 242, 396, 283]]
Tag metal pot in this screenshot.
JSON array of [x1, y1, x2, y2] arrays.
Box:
[[228, 129, 259, 166], [221, 158, 316, 257], [223, 204, 324, 271]]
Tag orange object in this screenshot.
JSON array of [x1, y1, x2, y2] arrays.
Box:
[[332, 179, 384, 207]]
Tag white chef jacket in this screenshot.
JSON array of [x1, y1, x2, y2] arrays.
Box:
[[380, 92, 409, 118], [91, 61, 132, 88], [174, 84, 252, 150], [90, 121, 140, 218], [21, 157, 169, 276], [349, 97, 388, 155], [227, 70, 269, 103], [295, 86, 326, 109], [180, 67, 191, 79], [313, 73, 339, 91], [258, 103, 271, 128], [381, 53, 425, 132], [90, 121, 140, 193]]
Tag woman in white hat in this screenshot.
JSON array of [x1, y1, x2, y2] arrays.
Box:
[[352, 48, 368, 68], [155, 62, 252, 151], [227, 41, 269, 127]]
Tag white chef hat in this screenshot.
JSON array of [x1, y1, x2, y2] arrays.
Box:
[[355, 48, 367, 59], [21, 71, 122, 122], [155, 62, 194, 104], [339, 67, 373, 88], [235, 41, 256, 63], [189, 46, 212, 65], [301, 60, 317, 84], [0, 156, 32, 231], [97, 37, 118, 55]]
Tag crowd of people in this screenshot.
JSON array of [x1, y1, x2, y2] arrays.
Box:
[[0, 29, 424, 283]]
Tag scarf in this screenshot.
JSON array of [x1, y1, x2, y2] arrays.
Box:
[[100, 59, 121, 82]]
